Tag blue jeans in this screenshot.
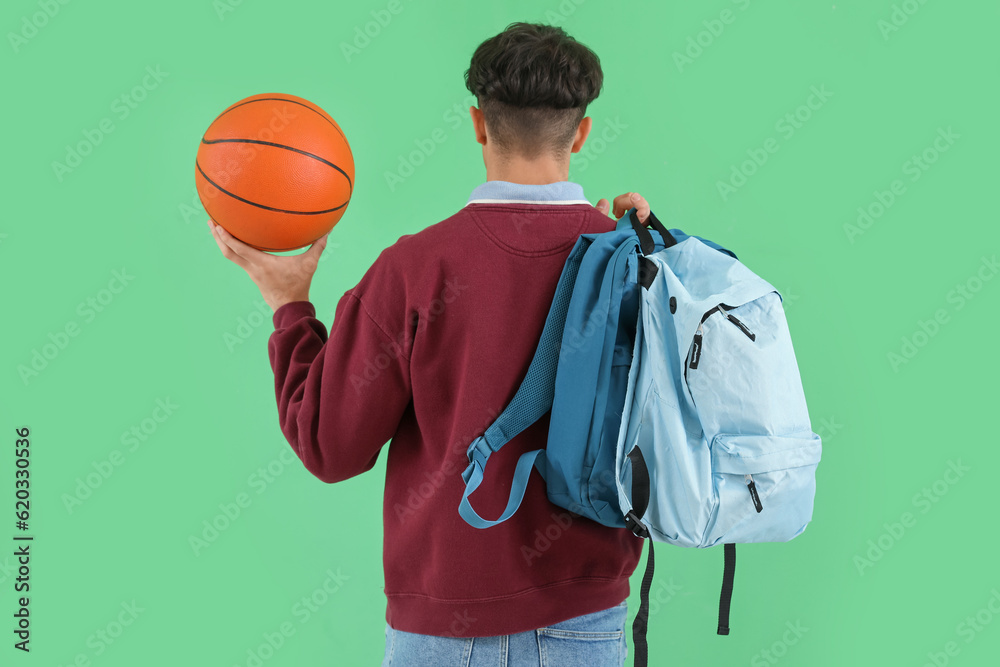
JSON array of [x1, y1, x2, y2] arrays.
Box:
[[382, 600, 628, 666]]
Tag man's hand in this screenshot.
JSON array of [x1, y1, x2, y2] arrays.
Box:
[[595, 192, 651, 224], [207, 219, 330, 312]]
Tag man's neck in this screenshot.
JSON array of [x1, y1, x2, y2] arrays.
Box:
[[485, 158, 569, 185]]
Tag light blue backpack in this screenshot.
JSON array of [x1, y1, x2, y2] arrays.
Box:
[[459, 208, 821, 666]]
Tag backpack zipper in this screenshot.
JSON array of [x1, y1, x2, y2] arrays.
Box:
[[688, 304, 755, 374], [694, 304, 756, 341], [745, 474, 763, 512], [689, 324, 704, 369], [716, 304, 756, 341]]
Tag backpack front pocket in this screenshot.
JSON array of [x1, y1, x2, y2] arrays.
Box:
[[683, 292, 811, 438], [701, 432, 821, 546]]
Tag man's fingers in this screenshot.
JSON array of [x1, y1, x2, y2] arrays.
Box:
[[307, 233, 329, 258], [208, 219, 252, 270], [597, 193, 650, 223], [612, 193, 650, 224], [213, 221, 266, 265], [631, 193, 651, 224], [612, 193, 636, 218], [295, 233, 329, 275], [300, 233, 329, 270]]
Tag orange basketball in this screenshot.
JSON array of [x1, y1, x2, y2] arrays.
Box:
[[195, 93, 354, 252]]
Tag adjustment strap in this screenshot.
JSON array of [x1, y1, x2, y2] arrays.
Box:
[[626, 445, 654, 667], [458, 447, 547, 529], [632, 540, 655, 667], [717, 543, 737, 635]]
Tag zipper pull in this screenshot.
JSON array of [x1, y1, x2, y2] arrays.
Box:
[[745, 474, 763, 513], [690, 324, 703, 369], [718, 305, 756, 341]]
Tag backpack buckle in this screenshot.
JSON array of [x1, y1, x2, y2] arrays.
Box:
[[466, 435, 492, 465], [624, 510, 650, 539]]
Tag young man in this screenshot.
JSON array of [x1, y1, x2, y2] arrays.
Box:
[[209, 22, 655, 667]]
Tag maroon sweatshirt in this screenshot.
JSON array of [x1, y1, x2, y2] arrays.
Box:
[[267, 180, 644, 637]]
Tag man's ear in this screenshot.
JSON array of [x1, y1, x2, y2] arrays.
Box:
[[570, 116, 593, 154], [469, 106, 487, 145]]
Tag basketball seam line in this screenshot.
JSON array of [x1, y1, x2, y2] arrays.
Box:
[[200, 137, 353, 192], [196, 161, 348, 216], [202, 199, 295, 251]]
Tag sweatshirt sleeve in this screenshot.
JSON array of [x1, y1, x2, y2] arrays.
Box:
[[266, 292, 412, 484]]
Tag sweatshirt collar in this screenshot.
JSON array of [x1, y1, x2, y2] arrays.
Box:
[[465, 180, 590, 206]]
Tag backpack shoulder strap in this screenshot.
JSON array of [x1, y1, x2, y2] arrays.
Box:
[[458, 235, 592, 528], [458, 217, 646, 529]]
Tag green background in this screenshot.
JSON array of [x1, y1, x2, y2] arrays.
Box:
[[3, 0, 998, 665]]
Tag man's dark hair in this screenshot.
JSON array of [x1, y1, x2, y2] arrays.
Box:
[[464, 22, 603, 162]]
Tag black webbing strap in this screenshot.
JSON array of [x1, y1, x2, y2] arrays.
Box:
[[626, 447, 650, 520], [637, 257, 658, 289], [644, 210, 677, 248], [633, 539, 655, 667], [628, 210, 655, 256], [629, 208, 680, 257], [625, 447, 653, 667], [717, 543, 737, 635]]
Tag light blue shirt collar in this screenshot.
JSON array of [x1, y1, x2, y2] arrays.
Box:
[[466, 180, 590, 206]]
